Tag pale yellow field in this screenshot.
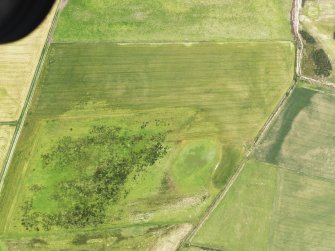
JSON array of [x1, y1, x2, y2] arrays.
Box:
[[0, 2, 58, 121], [0, 127, 14, 173], [301, 0, 335, 81]]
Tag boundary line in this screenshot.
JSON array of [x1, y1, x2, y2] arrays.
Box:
[[0, 0, 62, 194]]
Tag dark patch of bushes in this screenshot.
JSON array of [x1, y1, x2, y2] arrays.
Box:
[[300, 30, 316, 44], [312, 49, 332, 77], [21, 124, 168, 231]]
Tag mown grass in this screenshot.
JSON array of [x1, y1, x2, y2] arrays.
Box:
[[54, 0, 293, 42], [192, 160, 278, 250], [256, 82, 335, 180], [0, 42, 294, 249], [270, 169, 335, 250]]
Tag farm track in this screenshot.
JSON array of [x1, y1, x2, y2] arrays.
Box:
[[0, 1, 62, 193]]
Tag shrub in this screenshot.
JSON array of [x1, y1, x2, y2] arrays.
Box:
[[312, 49, 332, 77], [300, 30, 316, 44]]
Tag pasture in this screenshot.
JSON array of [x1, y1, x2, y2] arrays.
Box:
[[0, 3, 58, 121], [54, 0, 293, 42], [255, 82, 335, 180], [270, 169, 335, 250], [0, 42, 294, 249], [191, 160, 278, 250]]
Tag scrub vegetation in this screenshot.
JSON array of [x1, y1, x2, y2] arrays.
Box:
[[301, 0, 335, 81]]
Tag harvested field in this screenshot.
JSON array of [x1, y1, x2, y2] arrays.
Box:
[[0, 126, 14, 173], [0, 2, 58, 121]]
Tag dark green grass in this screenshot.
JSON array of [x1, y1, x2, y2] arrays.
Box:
[[256, 82, 335, 180], [259, 86, 315, 164]]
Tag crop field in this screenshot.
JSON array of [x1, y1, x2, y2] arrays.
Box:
[[255, 82, 335, 180], [0, 42, 294, 249], [54, 0, 293, 42], [301, 0, 335, 81], [0, 127, 14, 173], [190, 159, 335, 251], [191, 160, 278, 250], [0, 3, 58, 121], [270, 169, 335, 250]]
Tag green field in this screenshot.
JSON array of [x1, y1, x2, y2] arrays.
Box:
[[54, 0, 293, 42], [270, 169, 335, 250], [255, 82, 335, 180], [191, 160, 278, 250], [191, 159, 335, 251], [0, 42, 294, 249]]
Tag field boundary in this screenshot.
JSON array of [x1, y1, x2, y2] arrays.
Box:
[[51, 40, 293, 46], [0, 1, 62, 194], [180, 0, 303, 248]]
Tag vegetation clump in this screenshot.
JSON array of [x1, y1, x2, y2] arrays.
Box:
[[299, 30, 316, 44], [21, 124, 167, 230], [312, 49, 332, 77]]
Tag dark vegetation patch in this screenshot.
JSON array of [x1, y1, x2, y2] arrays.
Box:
[[312, 49, 332, 77], [261, 87, 314, 164], [300, 30, 332, 78], [212, 146, 242, 189], [300, 30, 316, 44], [21, 124, 167, 231]]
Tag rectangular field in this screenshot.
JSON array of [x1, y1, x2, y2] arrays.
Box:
[[54, 0, 293, 42], [0, 2, 58, 121], [0, 42, 294, 249], [255, 82, 335, 180], [191, 160, 278, 250], [270, 169, 335, 250]]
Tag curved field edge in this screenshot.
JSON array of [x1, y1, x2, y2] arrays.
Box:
[[0, 42, 294, 249]]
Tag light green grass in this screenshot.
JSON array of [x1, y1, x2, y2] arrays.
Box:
[[270, 169, 335, 250], [256, 82, 335, 180], [0, 42, 294, 248], [192, 160, 278, 250], [54, 0, 293, 42]]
